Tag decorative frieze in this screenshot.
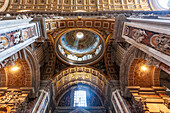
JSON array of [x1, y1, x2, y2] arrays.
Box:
[[123, 25, 170, 56], [0, 25, 38, 52], [0, 18, 46, 64], [45, 18, 115, 33], [52, 66, 108, 97]]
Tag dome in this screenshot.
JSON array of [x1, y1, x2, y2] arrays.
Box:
[[55, 29, 105, 65]]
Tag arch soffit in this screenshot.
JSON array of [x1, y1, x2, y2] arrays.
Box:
[[120, 46, 161, 96], [56, 84, 105, 107], [0, 47, 40, 96], [52, 66, 108, 97], [55, 81, 104, 97], [25, 47, 40, 95]]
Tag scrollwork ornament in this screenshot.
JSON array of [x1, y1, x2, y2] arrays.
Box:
[[132, 29, 147, 42], [124, 25, 130, 36], [0, 36, 9, 52], [145, 56, 160, 67], [150, 34, 170, 53]]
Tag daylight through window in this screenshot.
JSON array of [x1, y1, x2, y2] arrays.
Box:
[[74, 90, 87, 107], [157, 0, 169, 9]]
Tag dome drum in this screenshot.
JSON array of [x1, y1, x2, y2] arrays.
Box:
[[55, 29, 105, 65]]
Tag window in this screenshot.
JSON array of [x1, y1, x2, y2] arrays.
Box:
[[74, 90, 87, 107], [157, 0, 169, 9], [149, 0, 170, 10]]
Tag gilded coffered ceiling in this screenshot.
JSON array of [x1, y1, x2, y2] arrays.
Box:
[[1, 0, 151, 12]]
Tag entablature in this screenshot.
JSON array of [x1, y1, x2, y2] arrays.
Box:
[[122, 18, 170, 66], [0, 18, 45, 64]]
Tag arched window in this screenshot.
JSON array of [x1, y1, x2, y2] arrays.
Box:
[[157, 0, 169, 9], [58, 85, 103, 107], [74, 90, 87, 107], [150, 0, 170, 10]]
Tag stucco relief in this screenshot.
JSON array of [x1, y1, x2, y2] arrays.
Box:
[[0, 0, 9, 12], [123, 25, 170, 55], [132, 29, 147, 42], [7, 0, 150, 12], [150, 34, 170, 53]]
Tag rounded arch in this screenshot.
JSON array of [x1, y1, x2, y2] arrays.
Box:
[[4, 59, 31, 88], [56, 84, 104, 107], [120, 46, 161, 96], [104, 33, 118, 80], [55, 81, 104, 98], [40, 39, 56, 80], [0, 47, 40, 97], [120, 46, 138, 95], [0, 0, 10, 12], [52, 66, 108, 105], [128, 58, 157, 87], [25, 47, 40, 96]]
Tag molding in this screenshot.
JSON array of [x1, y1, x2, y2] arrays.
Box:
[[0, 37, 37, 62], [0, 0, 9, 12], [122, 35, 170, 66]]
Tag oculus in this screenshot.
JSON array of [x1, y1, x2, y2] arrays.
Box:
[[157, 0, 169, 9], [150, 0, 170, 10], [55, 29, 105, 65]]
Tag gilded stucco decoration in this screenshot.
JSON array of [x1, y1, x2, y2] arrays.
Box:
[[46, 17, 117, 79], [0, 0, 9, 12], [123, 25, 170, 55], [5, 0, 150, 12], [52, 66, 108, 97], [55, 29, 105, 65], [4, 59, 31, 87]]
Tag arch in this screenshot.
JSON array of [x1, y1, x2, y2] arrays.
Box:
[[4, 59, 31, 88], [120, 46, 138, 95], [56, 84, 104, 107], [104, 33, 118, 80], [52, 66, 108, 104], [128, 58, 156, 87], [0, 47, 40, 96], [25, 47, 40, 96], [46, 18, 115, 34], [40, 39, 56, 80], [55, 81, 104, 99], [0, 0, 10, 12], [120, 46, 161, 96]]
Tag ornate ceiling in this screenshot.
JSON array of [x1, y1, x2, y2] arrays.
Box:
[[47, 17, 117, 79], [0, 0, 151, 12], [55, 29, 105, 65]]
